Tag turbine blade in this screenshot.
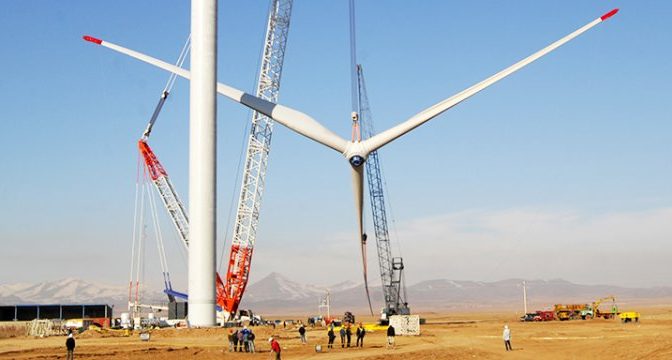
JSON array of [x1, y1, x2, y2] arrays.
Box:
[[351, 165, 374, 316], [83, 36, 349, 154], [364, 9, 619, 153]]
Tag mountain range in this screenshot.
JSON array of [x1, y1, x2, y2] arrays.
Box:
[[2, 273, 671, 316]]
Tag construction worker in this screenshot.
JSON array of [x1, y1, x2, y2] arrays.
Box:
[[227, 329, 236, 352], [242, 326, 251, 352], [298, 323, 307, 344], [237, 328, 244, 352], [339, 326, 346, 348], [356, 323, 366, 347], [327, 325, 336, 349], [345, 323, 352, 347], [269, 336, 281, 360], [386, 324, 396, 349], [65, 332, 76, 360], [248, 329, 256, 353], [503, 324, 512, 351], [232, 328, 240, 352]]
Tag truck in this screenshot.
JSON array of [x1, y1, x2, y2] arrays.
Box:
[[554, 304, 588, 321], [520, 310, 554, 322], [520, 313, 540, 322], [236, 309, 264, 326], [619, 312, 640, 323], [581, 296, 618, 319]]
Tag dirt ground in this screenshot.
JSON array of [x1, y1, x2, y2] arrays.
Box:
[[2, 307, 672, 359]]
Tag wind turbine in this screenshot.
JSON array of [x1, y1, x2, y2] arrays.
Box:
[[84, 8, 618, 308]]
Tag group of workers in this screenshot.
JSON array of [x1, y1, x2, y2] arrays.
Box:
[[227, 325, 282, 358], [326, 322, 372, 349], [266, 320, 397, 357], [61, 319, 513, 358], [227, 326, 257, 353]]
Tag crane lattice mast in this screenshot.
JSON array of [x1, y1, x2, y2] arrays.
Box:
[[138, 139, 224, 303], [358, 65, 410, 318], [138, 141, 190, 249], [222, 0, 293, 315]]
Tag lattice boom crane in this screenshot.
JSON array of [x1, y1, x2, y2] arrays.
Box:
[[138, 140, 189, 248], [133, 0, 293, 317], [357, 65, 410, 319], [138, 139, 227, 306], [222, 0, 293, 316]]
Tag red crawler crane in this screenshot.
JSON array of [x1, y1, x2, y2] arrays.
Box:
[[138, 139, 227, 310]]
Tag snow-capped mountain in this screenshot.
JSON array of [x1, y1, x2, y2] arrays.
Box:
[[2, 275, 672, 316], [242, 272, 328, 302], [240, 275, 672, 314], [0, 278, 164, 308]]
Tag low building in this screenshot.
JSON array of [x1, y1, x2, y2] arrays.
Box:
[[0, 304, 112, 327]]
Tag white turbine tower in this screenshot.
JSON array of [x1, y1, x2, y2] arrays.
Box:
[[189, 0, 217, 326], [84, 8, 618, 309]]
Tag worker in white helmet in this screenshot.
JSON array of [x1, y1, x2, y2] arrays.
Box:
[[503, 324, 512, 351]]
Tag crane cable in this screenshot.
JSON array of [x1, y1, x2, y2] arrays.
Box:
[[349, 0, 374, 316], [146, 179, 172, 293], [141, 34, 192, 139], [349, 0, 361, 142], [129, 154, 142, 310], [130, 34, 191, 309], [133, 166, 148, 312]]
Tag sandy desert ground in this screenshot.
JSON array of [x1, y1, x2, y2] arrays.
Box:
[[2, 307, 672, 359]]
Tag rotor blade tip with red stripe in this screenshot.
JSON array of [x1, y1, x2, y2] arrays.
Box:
[[600, 8, 619, 21], [83, 35, 103, 45]]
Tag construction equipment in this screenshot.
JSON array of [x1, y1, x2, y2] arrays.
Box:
[[222, 0, 293, 318], [128, 35, 192, 316], [357, 65, 410, 321], [348, 0, 409, 321], [347, 0, 374, 315], [619, 311, 640, 323], [132, 0, 293, 318], [137, 139, 226, 308], [554, 304, 588, 321], [536, 311, 555, 321], [343, 311, 355, 325], [581, 295, 618, 319], [236, 309, 264, 325], [519, 313, 540, 322]]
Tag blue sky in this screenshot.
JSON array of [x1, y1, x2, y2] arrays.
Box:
[[0, 1, 670, 292]]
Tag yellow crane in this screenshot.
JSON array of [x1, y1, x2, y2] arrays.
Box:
[[582, 296, 618, 319]]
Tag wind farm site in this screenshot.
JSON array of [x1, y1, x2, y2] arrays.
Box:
[[2, 1, 672, 359]]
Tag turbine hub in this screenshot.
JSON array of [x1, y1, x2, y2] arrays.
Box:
[[343, 141, 369, 167], [349, 155, 365, 168]]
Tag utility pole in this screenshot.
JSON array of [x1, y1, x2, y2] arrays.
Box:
[[523, 281, 528, 314], [188, 0, 217, 327]]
